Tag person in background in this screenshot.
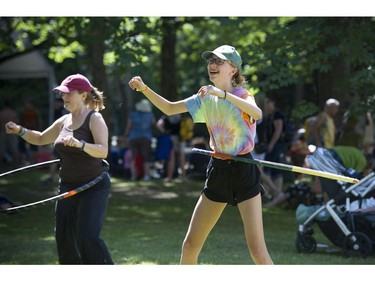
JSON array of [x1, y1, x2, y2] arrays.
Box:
[[18, 99, 43, 164], [156, 113, 191, 182], [156, 114, 179, 182], [263, 97, 286, 197], [306, 98, 340, 201], [311, 98, 340, 149], [5, 73, 113, 264], [128, 45, 273, 265], [289, 128, 312, 180], [178, 113, 194, 181], [265, 145, 373, 208], [124, 99, 155, 181], [306, 145, 373, 201], [0, 100, 21, 170], [252, 115, 280, 201], [362, 111, 374, 155], [186, 137, 210, 181]]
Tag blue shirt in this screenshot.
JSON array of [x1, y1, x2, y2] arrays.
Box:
[[128, 111, 155, 140]]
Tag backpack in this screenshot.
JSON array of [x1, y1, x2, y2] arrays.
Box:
[[179, 116, 194, 141]]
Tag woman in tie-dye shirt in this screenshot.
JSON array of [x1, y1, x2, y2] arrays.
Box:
[[128, 45, 273, 265]]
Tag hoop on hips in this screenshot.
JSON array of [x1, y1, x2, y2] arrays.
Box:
[[0, 160, 109, 215]]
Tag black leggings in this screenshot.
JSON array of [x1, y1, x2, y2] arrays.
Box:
[[55, 174, 113, 264]]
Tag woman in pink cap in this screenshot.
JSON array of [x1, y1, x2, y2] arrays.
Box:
[[129, 45, 273, 265], [5, 74, 113, 264]]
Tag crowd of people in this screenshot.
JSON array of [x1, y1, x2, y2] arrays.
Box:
[[110, 93, 375, 203], [0, 99, 44, 170], [1, 43, 375, 265], [3, 85, 373, 197], [260, 97, 375, 209], [0, 96, 200, 183], [118, 100, 197, 182]]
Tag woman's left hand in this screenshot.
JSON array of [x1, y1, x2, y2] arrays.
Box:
[[198, 85, 224, 98], [62, 136, 81, 148]]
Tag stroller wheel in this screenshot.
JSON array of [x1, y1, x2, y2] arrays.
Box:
[[296, 234, 317, 253], [342, 232, 372, 258]]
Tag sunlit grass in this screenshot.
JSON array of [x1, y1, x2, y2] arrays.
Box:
[[1, 168, 374, 265]]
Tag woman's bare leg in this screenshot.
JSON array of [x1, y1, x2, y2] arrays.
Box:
[[238, 194, 273, 264], [180, 194, 226, 264]]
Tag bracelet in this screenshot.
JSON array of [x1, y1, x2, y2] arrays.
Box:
[[139, 85, 148, 93], [17, 126, 23, 134], [18, 127, 28, 137], [219, 90, 227, 99], [80, 141, 86, 151]]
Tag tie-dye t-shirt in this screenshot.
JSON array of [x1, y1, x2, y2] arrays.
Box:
[[185, 87, 256, 156]]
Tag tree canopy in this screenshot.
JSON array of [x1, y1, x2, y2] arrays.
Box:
[[1, 17, 374, 135]]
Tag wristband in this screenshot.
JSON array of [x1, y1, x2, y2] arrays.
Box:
[[17, 126, 23, 134], [219, 90, 227, 99], [19, 127, 28, 137], [80, 141, 86, 151], [139, 86, 148, 93]]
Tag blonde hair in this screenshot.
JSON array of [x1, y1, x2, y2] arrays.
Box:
[[232, 71, 247, 87], [232, 67, 247, 87], [79, 87, 105, 111]]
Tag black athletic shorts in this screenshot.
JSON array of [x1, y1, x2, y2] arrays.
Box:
[[203, 153, 265, 206]]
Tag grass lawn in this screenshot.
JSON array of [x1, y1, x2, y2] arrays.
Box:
[[1, 167, 374, 266]]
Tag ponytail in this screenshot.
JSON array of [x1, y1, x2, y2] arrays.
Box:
[[79, 87, 105, 111]]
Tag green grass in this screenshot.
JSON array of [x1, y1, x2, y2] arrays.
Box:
[[1, 167, 375, 265]]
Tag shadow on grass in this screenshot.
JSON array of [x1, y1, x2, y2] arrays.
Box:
[[1, 169, 375, 264]]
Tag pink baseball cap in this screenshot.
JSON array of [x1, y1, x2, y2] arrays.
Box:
[[53, 73, 93, 93]]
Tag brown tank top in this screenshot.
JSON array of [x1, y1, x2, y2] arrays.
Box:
[[54, 110, 107, 182]]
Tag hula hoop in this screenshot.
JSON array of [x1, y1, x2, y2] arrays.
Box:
[[192, 148, 359, 184], [0, 160, 109, 215]]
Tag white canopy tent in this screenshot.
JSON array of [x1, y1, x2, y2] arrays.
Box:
[[0, 50, 56, 125]]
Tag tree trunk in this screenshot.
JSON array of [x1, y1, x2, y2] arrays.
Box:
[[86, 18, 111, 126], [160, 18, 177, 101], [316, 56, 350, 108]]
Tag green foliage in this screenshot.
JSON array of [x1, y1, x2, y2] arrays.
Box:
[[244, 17, 375, 102], [291, 100, 320, 121], [2, 17, 375, 132], [349, 66, 375, 112]]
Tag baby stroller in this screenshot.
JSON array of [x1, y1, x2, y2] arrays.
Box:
[[295, 148, 375, 258]]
